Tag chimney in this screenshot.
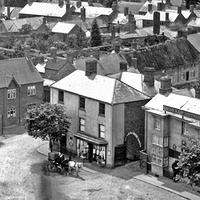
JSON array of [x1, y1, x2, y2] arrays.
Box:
[[131, 58, 137, 68], [148, 4, 153, 12], [120, 61, 127, 72], [124, 7, 129, 16], [50, 47, 57, 60], [58, 0, 64, 7], [112, 1, 118, 11], [28, 0, 32, 6], [66, 51, 74, 63], [153, 11, 160, 35], [144, 67, 155, 86], [128, 12, 136, 33], [24, 45, 31, 58], [177, 7, 181, 14], [111, 25, 116, 39], [81, 7, 86, 21], [190, 5, 194, 13], [131, 42, 137, 50], [76, 0, 82, 8], [85, 58, 97, 76], [165, 12, 169, 21], [157, 2, 163, 11], [43, 17, 47, 24], [113, 42, 120, 53], [88, 0, 93, 6], [7, 6, 10, 20], [159, 76, 172, 95], [65, 0, 71, 20]]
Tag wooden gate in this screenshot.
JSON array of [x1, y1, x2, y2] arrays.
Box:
[[114, 144, 126, 166]]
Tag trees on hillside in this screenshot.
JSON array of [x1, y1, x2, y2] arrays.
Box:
[[90, 19, 102, 47], [185, 0, 200, 9], [25, 103, 71, 151]]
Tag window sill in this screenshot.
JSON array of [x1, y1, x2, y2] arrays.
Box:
[[58, 101, 64, 104], [79, 108, 86, 112], [98, 114, 105, 118]]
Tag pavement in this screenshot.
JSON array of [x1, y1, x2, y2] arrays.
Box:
[[37, 142, 200, 200]]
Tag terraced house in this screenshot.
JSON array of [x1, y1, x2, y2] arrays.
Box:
[[0, 57, 43, 134]]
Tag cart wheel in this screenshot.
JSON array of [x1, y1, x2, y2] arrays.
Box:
[[57, 167, 63, 174]]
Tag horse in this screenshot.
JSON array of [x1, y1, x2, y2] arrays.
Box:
[[68, 160, 83, 176]]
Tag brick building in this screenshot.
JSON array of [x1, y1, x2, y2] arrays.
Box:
[[50, 59, 150, 167], [0, 57, 43, 134], [143, 76, 200, 177]]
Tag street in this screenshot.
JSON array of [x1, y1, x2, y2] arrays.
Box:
[[0, 133, 187, 200]]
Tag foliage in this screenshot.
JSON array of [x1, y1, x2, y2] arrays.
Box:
[[19, 24, 32, 34], [185, 0, 200, 9], [25, 103, 71, 142], [178, 137, 200, 188], [90, 19, 102, 47]]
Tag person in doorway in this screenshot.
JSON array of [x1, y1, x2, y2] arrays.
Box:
[[172, 159, 180, 182]]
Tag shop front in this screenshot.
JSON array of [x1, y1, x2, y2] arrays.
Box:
[[74, 132, 108, 166]]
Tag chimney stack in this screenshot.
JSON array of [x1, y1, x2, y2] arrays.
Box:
[[124, 7, 129, 16], [144, 67, 155, 86], [81, 7, 86, 21], [157, 2, 163, 11], [85, 58, 97, 76], [159, 76, 172, 95], [153, 11, 160, 35], [7, 6, 10, 20], [131, 57, 137, 68], [50, 47, 57, 60], [58, 0, 64, 7], [65, 0, 71, 20], [148, 4, 153, 12], [120, 61, 127, 72], [190, 5, 194, 13], [177, 7, 181, 14]]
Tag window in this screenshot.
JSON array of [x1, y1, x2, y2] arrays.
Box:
[[99, 124, 105, 138], [152, 134, 163, 146], [79, 96, 85, 110], [154, 118, 160, 130], [182, 121, 189, 135], [58, 90, 64, 103], [152, 154, 162, 166], [27, 85, 36, 96], [181, 72, 185, 80], [186, 71, 189, 81], [99, 102, 105, 116], [7, 89, 16, 99], [7, 107, 16, 118], [79, 118, 85, 132]]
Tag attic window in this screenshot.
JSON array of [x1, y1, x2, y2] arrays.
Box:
[[7, 89, 16, 99]]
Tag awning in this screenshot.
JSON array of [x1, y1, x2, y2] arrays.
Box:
[[74, 132, 108, 145]]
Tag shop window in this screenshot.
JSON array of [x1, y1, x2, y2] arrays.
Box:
[[79, 118, 85, 132], [77, 139, 88, 158], [93, 145, 106, 166], [7, 107, 16, 118], [79, 96, 85, 110], [7, 89, 16, 99], [58, 90, 64, 103], [99, 124, 105, 138], [99, 102, 105, 116], [181, 72, 185, 80], [27, 85, 36, 96], [152, 134, 163, 146], [154, 118, 160, 130]]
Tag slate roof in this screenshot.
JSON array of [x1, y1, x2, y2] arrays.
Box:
[[187, 33, 200, 53], [118, 1, 144, 15], [74, 53, 128, 76], [51, 70, 150, 104], [0, 57, 43, 86], [1, 17, 44, 33]]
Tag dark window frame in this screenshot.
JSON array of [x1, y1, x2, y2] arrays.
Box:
[[79, 96, 85, 110], [79, 117, 85, 132], [99, 102, 105, 116], [58, 90, 64, 103]]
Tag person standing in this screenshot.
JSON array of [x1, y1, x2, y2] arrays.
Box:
[[172, 160, 179, 182]]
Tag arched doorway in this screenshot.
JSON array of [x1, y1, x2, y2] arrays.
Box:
[[125, 132, 141, 161]]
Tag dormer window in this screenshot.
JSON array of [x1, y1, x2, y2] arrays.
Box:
[[7, 89, 16, 99]]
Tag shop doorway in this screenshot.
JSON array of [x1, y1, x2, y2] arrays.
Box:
[[88, 143, 93, 163]]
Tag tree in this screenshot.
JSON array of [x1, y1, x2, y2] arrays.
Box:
[[25, 103, 71, 150], [177, 137, 200, 189], [90, 19, 102, 47], [19, 24, 32, 34], [185, 0, 200, 9]]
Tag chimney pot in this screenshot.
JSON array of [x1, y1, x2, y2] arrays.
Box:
[[81, 7, 86, 21], [153, 11, 160, 35], [159, 76, 172, 94], [190, 5, 194, 12], [50, 47, 57, 60], [177, 7, 181, 14], [144, 67, 155, 86], [124, 7, 129, 16]]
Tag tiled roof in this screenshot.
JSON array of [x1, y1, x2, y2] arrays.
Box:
[[52, 22, 76, 34], [118, 1, 144, 15], [187, 18, 200, 28], [51, 70, 150, 104], [45, 57, 68, 71], [0, 57, 43, 86], [1, 17, 44, 33]]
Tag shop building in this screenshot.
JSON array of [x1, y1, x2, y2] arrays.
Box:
[[50, 58, 150, 167], [143, 76, 200, 177]]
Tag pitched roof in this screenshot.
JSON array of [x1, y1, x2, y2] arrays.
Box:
[[52, 22, 76, 34], [122, 38, 200, 72], [1, 17, 44, 33], [51, 70, 149, 104], [45, 57, 68, 71], [187, 33, 200, 53], [0, 57, 43, 85], [19, 2, 68, 17], [74, 53, 128, 76], [118, 1, 144, 15]]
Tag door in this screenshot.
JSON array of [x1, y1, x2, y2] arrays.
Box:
[[60, 134, 66, 153], [88, 143, 93, 163]]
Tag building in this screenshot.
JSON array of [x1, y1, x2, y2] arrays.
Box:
[[0, 57, 43, 134], [143, 76, 200, 177], [50, 60, 150, 167]]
